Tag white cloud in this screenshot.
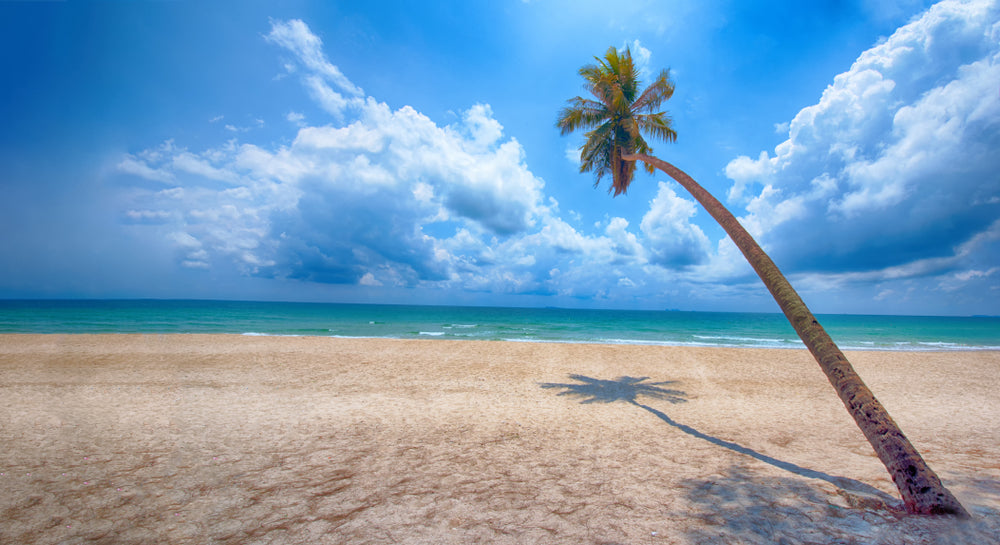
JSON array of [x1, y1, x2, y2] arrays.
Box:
[[564, 143, 581, 166], [463, 103, 504, 149], [266, 19, 365, 119], [873, 288, 895, 301], [293, 123, 385, 153], [723, 151, 774, 203], [265, 19, 363, 97], [640, 182, 710, 267], [125, 209, 172, 222], [302, 75, 353, 118], [952, 267, 998, 282], [157, 187, 185, 199], [120, 34, 552, 288], [605, 217, 644, 259], [740, 184, 808, 239], [118, 156, 174, 183], [169, 231, 210, 268], [723, 0, 1000, 285], [172, 152, 239, 184], [358, 272, 383, 286]]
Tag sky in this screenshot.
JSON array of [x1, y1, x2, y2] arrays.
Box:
[[1, 0, 998, 315]]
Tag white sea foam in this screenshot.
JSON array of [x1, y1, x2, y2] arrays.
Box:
[[692, 334, 795, 344]]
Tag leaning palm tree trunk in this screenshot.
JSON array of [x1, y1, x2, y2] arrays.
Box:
[[623, 152, 968, 517]]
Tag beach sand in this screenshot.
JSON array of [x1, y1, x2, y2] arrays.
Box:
[[1, 334, 998, 544]]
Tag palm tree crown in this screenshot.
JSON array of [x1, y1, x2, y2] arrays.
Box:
[[556, 46, 677, 196]]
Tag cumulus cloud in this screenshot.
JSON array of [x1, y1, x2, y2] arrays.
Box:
[[640, 182, 710, 268], [120, 19, 593, 294], [119, 156, 174, 183], [172, 152, 240, 184], [122, 98, 555, 286], [266, 19, 364, 118], [723, 0, 1000, 294], [605, 217, 644, 259], [265, 19, 363, 97]]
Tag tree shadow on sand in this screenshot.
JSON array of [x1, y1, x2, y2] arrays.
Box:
[[678, 465, 994, 545], [539, 374, 896, 500], [540, 374, 688, 405]]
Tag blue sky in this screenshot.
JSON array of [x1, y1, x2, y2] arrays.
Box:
[[1, 0, 998, 315]]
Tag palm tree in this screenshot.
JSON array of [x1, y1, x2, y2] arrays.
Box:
[[556, 46, 968, 517]]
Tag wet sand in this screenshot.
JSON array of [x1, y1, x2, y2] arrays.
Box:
[[1, 334, 998, 544]]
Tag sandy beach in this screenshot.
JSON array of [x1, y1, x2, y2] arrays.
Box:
[[1, 334, 998, 544]]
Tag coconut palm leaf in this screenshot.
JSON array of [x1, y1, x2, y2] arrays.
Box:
[[556, 45, 675, 196]]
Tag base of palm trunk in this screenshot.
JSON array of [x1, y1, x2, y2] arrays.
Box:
[[823, 351, 970, 518]]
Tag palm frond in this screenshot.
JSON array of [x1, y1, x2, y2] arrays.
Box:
[[556, 97, 608, 134], [634, 113, 677, 143], [617, 50, 641, 103], [579, 122, 614, 183], [632, 69, 675, 113], [610, 148, 637, 196], [559, 46, 678, 196]]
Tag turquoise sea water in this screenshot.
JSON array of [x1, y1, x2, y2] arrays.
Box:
[[0, 299, 998, 351]]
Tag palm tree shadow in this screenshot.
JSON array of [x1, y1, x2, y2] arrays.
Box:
[[540, 374, 896, 501], [540, 374, 688, 405]]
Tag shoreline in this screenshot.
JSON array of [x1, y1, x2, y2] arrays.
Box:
[[4, 332, 1000, 353], [2, 334, 998, 543]]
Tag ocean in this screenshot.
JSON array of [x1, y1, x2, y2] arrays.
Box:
[[1, 299, 998, 351]]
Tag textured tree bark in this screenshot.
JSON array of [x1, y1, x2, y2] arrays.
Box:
[[622, 152, 969, 517]]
